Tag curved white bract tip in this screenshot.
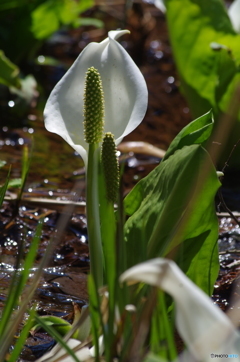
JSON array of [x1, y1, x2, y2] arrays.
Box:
[[44, 30, 148, 166]]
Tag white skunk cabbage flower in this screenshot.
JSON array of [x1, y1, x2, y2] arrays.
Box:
[[120, 258, 240, 362], [44, 30, 148, 166]]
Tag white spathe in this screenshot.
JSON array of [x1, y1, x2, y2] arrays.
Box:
[[120, 258, 240, 362], [44, 30, 148, 166]]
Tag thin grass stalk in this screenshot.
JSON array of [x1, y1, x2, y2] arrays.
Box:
[[0, 221, 42, 357], [14, 144, 32, 216], [0, 182, 84, 360], [158, 292, 177, 360], [127, 287, 158, 362], [7, 307, 36, 362], [0, 220, 42, 338], [88, 274, 101, 361], [0, 166, 10, 206]]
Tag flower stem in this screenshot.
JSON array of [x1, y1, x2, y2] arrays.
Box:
[[86, 143, 103, 289]]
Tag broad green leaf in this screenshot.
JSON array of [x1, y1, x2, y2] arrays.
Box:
[[31, 0, 95, 39], [77, 0, 94, 13], [0, 50, 20, 88], [58, 0, 81, 25], [125, 111, 215, 215], [124, 145, 220, 293], [165, 0, 240, 167], [163, 110, 214, 161], [31, 1, 60, 39]]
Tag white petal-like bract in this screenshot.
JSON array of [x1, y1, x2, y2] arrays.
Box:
[[120, 258, 240, 361], [44, 30, 148, 166]]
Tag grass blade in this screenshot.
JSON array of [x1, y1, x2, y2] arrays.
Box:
[[8, 307, 36, 362]]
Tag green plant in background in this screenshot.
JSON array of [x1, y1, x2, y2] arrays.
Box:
[[154, 0, 240, 169], [0, 0, 97, 63], [31, 0, 102, 40], [0, 0, 100, 98], [0, 161, 11, 206], [0, 144, 31, 194], [0, 50, 21, 89]]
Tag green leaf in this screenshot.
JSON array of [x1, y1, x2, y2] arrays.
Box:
[[165, 0, 240, 167], [73, 17, 104, 29], [31, 1, 60, 39], [163, 110, 214, 161], [77, 0, 94, 13], [125, 111, 215, 215], [58, 0, 81, 25], [34, 315, 81, 362], [31, 0, 95, 39], [0, 50, 20, 88], [8, 178, 22, 188], [124, 144, 220, 294], [32, 315, 73, 337]]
